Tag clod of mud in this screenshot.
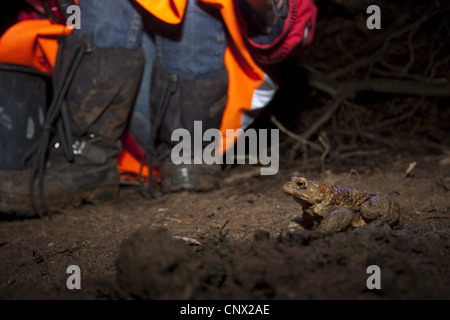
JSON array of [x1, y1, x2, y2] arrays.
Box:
[[115, 228, 200, 299], [115, 224, 449, 300]]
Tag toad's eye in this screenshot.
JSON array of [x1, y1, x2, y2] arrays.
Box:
[[296, 180, 306, 188]]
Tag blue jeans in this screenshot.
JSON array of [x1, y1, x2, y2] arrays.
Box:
[[73, 0, 226, 149]]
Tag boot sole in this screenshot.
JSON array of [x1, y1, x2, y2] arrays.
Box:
[[0, 161, 119, 217], [160, 163, 222, 193]]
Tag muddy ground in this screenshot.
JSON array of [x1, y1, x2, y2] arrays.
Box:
[[0, 0, 449, 301], [0, 151, 449, 300]]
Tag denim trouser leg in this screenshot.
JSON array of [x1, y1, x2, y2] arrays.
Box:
[[129, 32, 156, 149], [72, 0, 143, 48], [156, 0, 226, 79], [72, 0, 227, 150], [139, 0, 227, 147]]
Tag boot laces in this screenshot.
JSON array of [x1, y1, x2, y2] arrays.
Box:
[[25, 36, 89, 217]]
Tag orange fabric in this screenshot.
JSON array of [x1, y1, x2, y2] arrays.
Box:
[[117, 150, 149, 180], [0, 0, 267, 179], [136, 0, 267, 147], [204, 0, 266, 151], [220, 46, 263, 151], [122, 0, 267, 173], [135, 0, 187, 24], [117, 150, 162, 182], [0, 19, 71, 75]]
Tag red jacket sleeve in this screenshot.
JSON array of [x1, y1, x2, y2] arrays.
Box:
[[235, 0, 318, 65]]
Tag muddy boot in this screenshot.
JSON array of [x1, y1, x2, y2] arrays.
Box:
[[0, 64, 49, 171], [0, 35, 144, 217], [148, 59, 228, 194]]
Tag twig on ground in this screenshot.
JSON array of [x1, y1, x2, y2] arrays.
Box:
[[301, 94, 348, 140], [288, 94, 347, 162], [280, 6, 447, 167], [223, 167, 261, 185], [337, 149, 386, 159], [269, 115, 323, 152], [366, 97, 424, 131], [308, 76, 450, 98], [173, 236, 202, 246], [415, 213, 450, 219], [318, 132, 330, 172]]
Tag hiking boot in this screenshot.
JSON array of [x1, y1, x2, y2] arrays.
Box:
[[0, 35, 144, 217], [151, 141, 223, 194], [148, 59, 228, 193], [0, 159, 119, 216], [159, 162, 222, 193]]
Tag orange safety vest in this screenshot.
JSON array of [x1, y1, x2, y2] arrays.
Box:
[[0, 0, 292, 178], [131, 0, 273, 179]]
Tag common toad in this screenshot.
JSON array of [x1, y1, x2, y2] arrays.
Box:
[[282, 177, 400, 232]]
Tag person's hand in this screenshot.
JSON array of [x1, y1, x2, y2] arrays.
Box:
[[25, 0, 45, 14], [243, 0, 285, 28]]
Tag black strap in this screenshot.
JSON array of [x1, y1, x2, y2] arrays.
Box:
[[139, 72, 179, 200], [28, 35, 87, 217]]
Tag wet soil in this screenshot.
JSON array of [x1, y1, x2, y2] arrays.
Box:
[[0, 153, 449, 300]]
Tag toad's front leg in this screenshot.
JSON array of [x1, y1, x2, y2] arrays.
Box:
[[288, 213, 315, 231], [317, 205, 356, 232]]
